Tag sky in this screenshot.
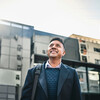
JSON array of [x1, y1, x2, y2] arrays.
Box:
[[0, 0, 100, 39]]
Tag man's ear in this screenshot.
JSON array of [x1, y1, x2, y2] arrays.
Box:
[[62, 51, 66, 56]]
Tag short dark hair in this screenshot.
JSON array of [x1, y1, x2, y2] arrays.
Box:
[[50, 37, 65, 49]]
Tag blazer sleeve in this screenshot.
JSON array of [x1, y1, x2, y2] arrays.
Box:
[[20, 68, 35, 100], [71, 69, 82, 100]]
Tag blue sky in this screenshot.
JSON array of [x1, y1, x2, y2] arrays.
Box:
[[0, 0, 100, 39]]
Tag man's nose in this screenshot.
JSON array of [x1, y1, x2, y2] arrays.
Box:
[[52, 45, 56, 48]]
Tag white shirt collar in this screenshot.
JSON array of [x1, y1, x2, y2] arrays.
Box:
[[45, 60, 61, 69]]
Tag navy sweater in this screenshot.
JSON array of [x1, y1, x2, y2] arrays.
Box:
[[45, 68, 60, 100]]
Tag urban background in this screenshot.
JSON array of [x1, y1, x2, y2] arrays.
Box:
[[0, 20, 100, 100]]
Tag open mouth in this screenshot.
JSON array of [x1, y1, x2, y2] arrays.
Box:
[[50, 50, 58, 53]]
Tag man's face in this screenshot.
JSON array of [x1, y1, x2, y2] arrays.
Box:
[[47, 40, 65, 59]]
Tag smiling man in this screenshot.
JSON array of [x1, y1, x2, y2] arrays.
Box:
[[21, 37, 81, 100]]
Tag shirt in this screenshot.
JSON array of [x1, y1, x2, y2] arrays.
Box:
[[45, 60, 61, 69]]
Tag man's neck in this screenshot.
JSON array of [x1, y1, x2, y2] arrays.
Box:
[[48, 58, 61, 68]]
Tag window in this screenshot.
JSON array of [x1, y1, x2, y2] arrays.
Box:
[[17, 45, 22, 51], [94, 48, 100, 53], [77, 72, 84, 82], [17, 55, 22, 60], [42, 50, 47, 54], [17, 65, 22, 70], [75, 66, 87, 92], [95, 59, 100, 65], [16, 75, 20, 80], [0, 20, 10, 26], [23, 26, 30, 30], [80, 44, 87, 54], [12, 23, 22, 28], [82, 56, 87, 62], [88, 68, 100, 93], [79, 40, 85, 43]]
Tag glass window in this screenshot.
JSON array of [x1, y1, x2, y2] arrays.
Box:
[[23, 26, 33, 38], [17, 45, 22, 51], [12, 23, 22, 28], [82, 56, 87, 62], [11, 25, 23, 37], [8, 94, 15, 99], [75, 66, 88, 93], [23, 26, 30, 30], [88, 67, 100, 93], [0, 85, 7, 93], [8, 86, 15, 94], [0, 20, 10, 26], [17, 65, 22, 70], [16, 75, 20, 80], [0, 93, 7, 98], [95, 59, 100, 65], [17, 55, 22, 60], [94, 48, 100, 53], [81, 44, 87, 54]]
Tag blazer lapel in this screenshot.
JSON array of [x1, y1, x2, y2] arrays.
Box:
[[57, 63, 70, 96], [38, 64, 48, 97]]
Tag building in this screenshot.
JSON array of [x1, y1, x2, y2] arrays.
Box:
[[0, 20, 100, 100], [32, 30, 65, 64], [70, 34, 100, 64], [0, 20, 34, 100]]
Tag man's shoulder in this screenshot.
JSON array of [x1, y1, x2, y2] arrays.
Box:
[[28, 64, 43, 72], [62, 63, 77, 77], [62, 63, 76, 71]]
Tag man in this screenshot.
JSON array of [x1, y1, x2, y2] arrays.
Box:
[[21, 38, 81, 100]]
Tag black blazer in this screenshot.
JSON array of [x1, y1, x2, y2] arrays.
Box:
[[21, 62, 81, 100]]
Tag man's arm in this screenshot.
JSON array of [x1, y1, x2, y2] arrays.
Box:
[[71, 70, 82, 100], [21, 68, 34, 100]]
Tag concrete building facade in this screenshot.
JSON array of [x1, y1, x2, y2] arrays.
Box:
[[70, 34, 100, 64], [0, 20, 34, 100]]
